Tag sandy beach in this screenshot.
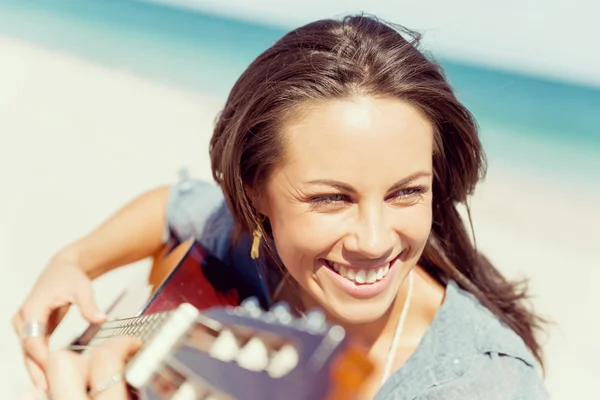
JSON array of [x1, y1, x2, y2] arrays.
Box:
[[1, 36, 598, 399]]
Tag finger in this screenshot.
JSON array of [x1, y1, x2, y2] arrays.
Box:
[[46, 350, 89, 400], [46, 304, 71, 334], [14, 306, 71, 391], [74, 282, 107, 324], [12, 313, 45, 389], [24, 356, 48, 392], [11, 312, 21, 335], [89, 337, 142, 400], [101, 336, 143, 354], [22, 338, 50, 390], [15, 308, 52, 386]]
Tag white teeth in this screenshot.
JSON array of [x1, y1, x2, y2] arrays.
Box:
[[332, 261, 391, 285], [346, 269, 356, 280], [355, 270, 366, 284], [366, 270, 377, 283]]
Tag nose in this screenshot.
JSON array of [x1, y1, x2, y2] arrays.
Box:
[[344, 202, 395, 260]]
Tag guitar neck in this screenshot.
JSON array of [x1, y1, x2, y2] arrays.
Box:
[[69, 309, 176, 352]]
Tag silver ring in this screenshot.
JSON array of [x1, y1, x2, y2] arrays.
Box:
[[88, 371, 124, 398], [21, 321, 46, 340]]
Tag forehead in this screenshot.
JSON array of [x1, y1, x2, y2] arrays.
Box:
[[277, 96, 433, 184]]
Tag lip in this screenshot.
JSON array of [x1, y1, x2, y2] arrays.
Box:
[[325, 251, 403, 271], [319, 257, 400, 299]]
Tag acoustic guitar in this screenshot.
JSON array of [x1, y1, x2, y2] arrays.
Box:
[[68, 239, 374, 399]]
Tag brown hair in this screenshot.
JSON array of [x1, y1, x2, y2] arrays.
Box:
[[210, 14, 545, 367]]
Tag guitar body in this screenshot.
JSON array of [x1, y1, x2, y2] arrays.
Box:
[[71, 238, 264, 349]]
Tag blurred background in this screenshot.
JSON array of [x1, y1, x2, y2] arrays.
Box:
[[0, 0, 598, 398]]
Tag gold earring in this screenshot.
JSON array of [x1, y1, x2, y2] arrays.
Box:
[[250, 228, 262, 259]]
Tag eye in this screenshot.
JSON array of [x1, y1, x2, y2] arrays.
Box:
[[309, 193, 350, 206], [387, 185, 427, 201]]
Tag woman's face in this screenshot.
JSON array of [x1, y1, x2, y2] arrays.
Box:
[[259, 96, 434, 323]]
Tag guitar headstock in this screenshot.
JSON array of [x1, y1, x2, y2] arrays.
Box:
[[125, 300, 373, 400]]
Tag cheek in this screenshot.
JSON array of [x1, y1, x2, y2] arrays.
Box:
[[269, 199, 432, 269], [395, 198, 433, 254], [269, 209, 343, 272]]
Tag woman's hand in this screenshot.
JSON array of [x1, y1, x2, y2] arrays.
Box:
[[47, 336, 142, 400], [12, 252, 107, 391], [12, 186, 169, 391]]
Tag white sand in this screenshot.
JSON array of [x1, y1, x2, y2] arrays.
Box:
[[0, 37, 597, 399]]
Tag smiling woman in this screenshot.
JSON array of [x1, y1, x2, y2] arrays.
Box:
[[256, 98, 435, 327], [13, 14, 548, 400]]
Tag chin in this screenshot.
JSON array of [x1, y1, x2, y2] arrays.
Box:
[[319, 291, 398, 325]]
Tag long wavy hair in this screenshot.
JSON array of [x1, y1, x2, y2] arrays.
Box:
[[210, 14, 545, 367]]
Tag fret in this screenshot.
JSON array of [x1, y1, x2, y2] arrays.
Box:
[[70, 310, 175, 352], [99, 311, 170, 338], [126, 304, 201, 390]]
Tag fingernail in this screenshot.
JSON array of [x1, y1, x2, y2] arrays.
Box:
[[95, 311, 107, 320]]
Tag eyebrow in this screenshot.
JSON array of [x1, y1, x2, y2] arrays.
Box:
[[304, 171, 432, 193]]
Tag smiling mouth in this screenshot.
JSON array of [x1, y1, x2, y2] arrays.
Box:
[[323, 259, 393, 285]]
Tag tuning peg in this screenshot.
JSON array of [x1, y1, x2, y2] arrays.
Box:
[[208, 329, 240, 362], [171, 382, 196, 400], [270, 302, 293, 325], [241, 296, 260, 308], [303, 308, 327, 334], [266, 344, 299, 378], [240, 297, 262, 318], [235, 337, 270, 371]]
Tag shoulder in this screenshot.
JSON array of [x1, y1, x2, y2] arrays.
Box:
[[164, 169, 274, 300], [424, 282, 549, 399], [165, 169, 227, 239], [416, 352, 548, 400], [376, 281, 549, 400], [164, 169, 239, 263]]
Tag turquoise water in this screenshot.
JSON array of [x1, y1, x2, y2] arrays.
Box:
[[1, 0, 598, 182]]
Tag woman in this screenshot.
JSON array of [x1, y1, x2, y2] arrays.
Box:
[[13, 15, 548, 399]]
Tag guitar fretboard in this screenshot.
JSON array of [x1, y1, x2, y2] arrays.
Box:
[[69, 310, 173, 351]]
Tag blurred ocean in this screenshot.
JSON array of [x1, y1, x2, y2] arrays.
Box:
[[1, 0, 598, 188]]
